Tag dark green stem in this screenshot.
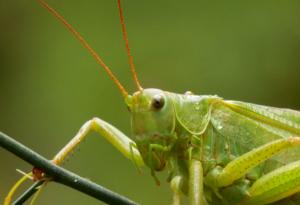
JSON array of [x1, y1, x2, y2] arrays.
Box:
[[0, 132, 138, 205], [13, 181, 44, 205]]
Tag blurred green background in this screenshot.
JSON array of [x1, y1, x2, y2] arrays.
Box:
[[0, 0, 300, 204]]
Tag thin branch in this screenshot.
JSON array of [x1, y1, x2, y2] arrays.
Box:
[[0, 132, 138, 205], [13, 181, 44, 205]]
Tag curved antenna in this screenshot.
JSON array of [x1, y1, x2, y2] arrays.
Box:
[[117, 0, 143, 91], [36, 0, 128, 97]]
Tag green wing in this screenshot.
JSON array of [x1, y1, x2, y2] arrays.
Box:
[[210, 100, 300, 170]]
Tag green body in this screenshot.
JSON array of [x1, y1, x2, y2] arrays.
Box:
[[9, 87, 298, 205], [6, 89, 300, 205], [127, 88, 300, 205]]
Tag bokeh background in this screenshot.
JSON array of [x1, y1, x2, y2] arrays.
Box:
[[0, 0, 300, 204]]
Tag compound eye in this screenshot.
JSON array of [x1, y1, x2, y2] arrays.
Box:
[[151, 94, 165, 110]]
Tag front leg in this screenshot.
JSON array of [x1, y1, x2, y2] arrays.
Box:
[[4, 117, 144, 205], [170, 160, 207, 205], [53, 117, 144, 166], [170, 175, 183, 205], [189, 159, 204, 205]]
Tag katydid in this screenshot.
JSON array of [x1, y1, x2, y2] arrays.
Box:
[[4, 0, 300, 205]]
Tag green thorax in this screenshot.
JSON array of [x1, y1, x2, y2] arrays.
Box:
[[126, 88, 220, 171]]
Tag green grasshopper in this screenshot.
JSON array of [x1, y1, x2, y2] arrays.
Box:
[[4, 0, 300, 205]]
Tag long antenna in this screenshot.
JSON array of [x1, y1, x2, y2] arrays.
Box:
[[117, 0, 143, 91], [36, 0, 128, 97]]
